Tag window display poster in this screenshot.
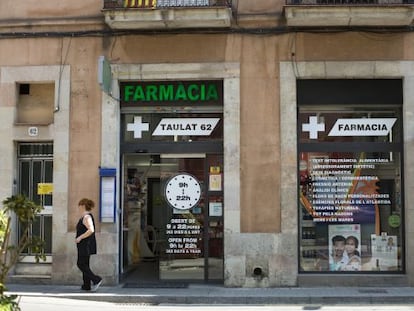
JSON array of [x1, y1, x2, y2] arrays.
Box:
[[300, 153, 394, 225], [209, 173, 222, 191], [328, 224, 361, 271], [369, 234, 398, 271], [100, 176, 116, 222], [165, 217, 202, 255], [209, 202, 222, 217]]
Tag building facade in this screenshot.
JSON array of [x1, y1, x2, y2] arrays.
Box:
[[0, 0, 413, 287]]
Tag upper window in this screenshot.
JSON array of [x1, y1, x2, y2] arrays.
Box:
[[16, 83, 55, 125]]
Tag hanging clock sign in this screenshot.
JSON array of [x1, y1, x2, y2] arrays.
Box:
[[165, 173, 201, 210]]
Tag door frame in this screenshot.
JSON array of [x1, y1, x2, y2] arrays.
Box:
[[120, 152, 224, 282], [102, 62, 240, 285]]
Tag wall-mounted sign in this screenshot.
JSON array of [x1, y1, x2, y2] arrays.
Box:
[[302, 116, 397, 140], [126, 117, 220, 138], [99, 167, 117, 223], [120, 80, 223, 106], [97, 56, 112, 94], [28, 127, 39, 137], [328, 118, 396, 137], [153, 118, 219, 136], [37, 183, 53, 195], [165, 174, 201, 210]]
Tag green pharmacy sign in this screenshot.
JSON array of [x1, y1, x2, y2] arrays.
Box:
[[120, 80, 223, 107]]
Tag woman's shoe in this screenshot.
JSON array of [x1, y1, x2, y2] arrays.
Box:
[[91, 279, 102, 292]]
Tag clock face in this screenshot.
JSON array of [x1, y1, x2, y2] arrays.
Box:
[[165, 174, 201, 210]]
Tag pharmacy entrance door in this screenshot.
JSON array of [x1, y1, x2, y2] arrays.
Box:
[[122, 153, 224, 283]]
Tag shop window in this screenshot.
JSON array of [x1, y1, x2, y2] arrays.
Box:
[[297, 79, 404, 273], [16, 83, 55, 125]]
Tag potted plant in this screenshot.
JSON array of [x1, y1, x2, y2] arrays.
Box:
[[0, 195, 45, 310]]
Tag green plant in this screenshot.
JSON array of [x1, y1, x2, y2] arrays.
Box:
[[0, 292, 20, 311], [0, 195, 45, 310]]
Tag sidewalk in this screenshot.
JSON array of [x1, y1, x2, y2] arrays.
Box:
[[6, 283, 414, 305]]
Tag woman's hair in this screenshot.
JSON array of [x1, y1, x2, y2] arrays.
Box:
[[345, 235, 360, 256], [346, 235, 359, 248], [78, 198, 95, 211]]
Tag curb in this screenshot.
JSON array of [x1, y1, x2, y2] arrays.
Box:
[[8, 285, 414, 305]]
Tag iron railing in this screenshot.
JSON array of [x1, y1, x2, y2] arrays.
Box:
[[103, 0, 232, 9], [286, 0, 413, 4]]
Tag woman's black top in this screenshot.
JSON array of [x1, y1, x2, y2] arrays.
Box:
[[76, 213, 97, 256]]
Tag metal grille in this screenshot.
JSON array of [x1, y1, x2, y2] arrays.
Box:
[[18, 142, 53, 157], [157, 0, 209, 6], [17, 142, 54, 256], [104, 0, 231, 9]]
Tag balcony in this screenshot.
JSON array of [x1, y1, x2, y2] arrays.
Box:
[[103, 0, 232, 30], [284, 0, 414, 27]]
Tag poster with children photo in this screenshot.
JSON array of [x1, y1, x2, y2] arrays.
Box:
[[328, 224, 361, 271]]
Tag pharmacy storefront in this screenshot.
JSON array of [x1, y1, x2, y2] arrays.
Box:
[[297, 79, 404, 274], [120, 79, 225, 282]]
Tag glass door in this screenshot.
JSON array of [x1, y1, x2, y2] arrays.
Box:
[[121, 153, 223, 282], [159, 154, 205, 280]]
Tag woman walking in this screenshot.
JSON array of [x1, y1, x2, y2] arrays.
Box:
[[75, 198, 103, 291]]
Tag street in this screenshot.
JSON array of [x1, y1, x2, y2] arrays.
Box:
[[18, 296, 414, 311]]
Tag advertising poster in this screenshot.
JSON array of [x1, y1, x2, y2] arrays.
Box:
[[209, 202, 223, 217], [300, 153, 392, 226], [209, 174, 222, 191], [369, 234, 398, 271], [328, 224, 361, 271]]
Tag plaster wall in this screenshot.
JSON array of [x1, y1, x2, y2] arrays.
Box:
[[0, 65, 71, 283], [0, 0, 102, 20]]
